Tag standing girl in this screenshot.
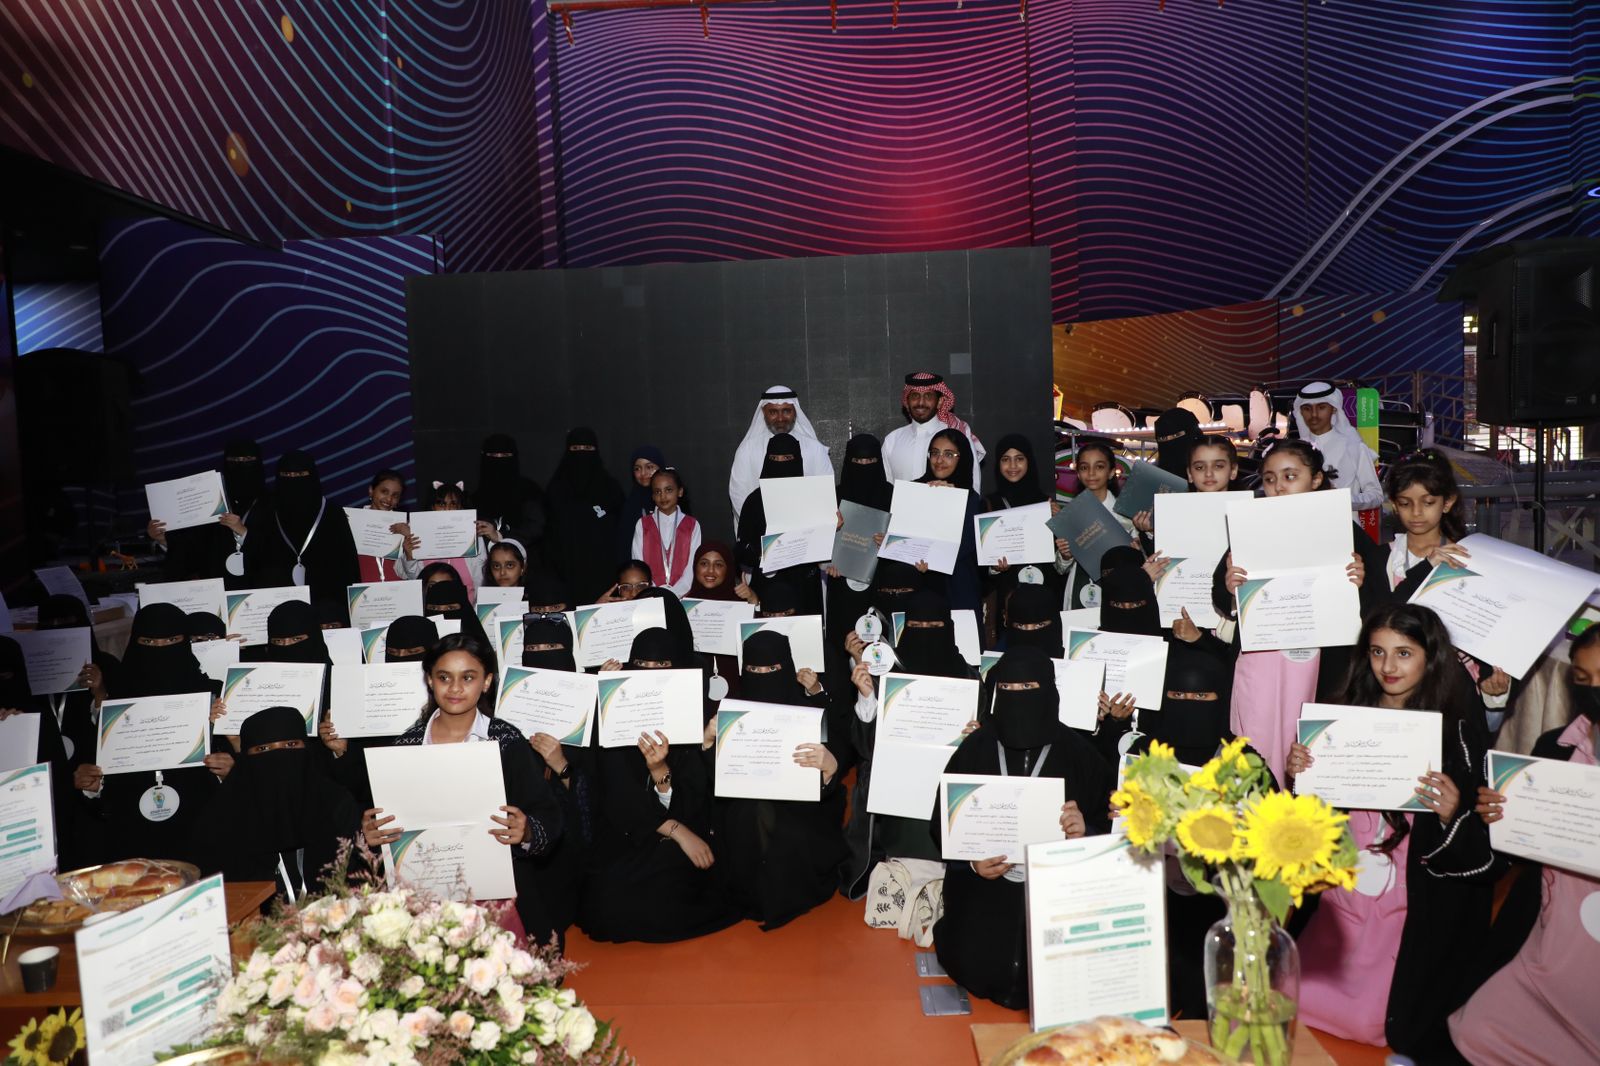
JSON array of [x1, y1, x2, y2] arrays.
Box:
[[632, 468, 701, 599], [354, 469, 421, 583], [1286, 603, 1494, 1059], [1054, 438, 1137, 612]]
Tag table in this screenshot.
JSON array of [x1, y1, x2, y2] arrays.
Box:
[[972, 1019, 1337, 1065], [0, 880, 275, 1010]]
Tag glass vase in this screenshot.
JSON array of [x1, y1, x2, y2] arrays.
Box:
[[1203, 893, 1299, 1066]]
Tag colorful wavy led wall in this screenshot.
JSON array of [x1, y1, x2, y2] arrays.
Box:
[[12, 282, 104, 354]]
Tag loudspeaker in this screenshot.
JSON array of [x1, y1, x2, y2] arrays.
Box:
[[1443, 239, 1600, 425]]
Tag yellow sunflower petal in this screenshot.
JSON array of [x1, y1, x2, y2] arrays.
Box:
[[1174, 806, 1240, 864], [1237, 791, 1347, 882]]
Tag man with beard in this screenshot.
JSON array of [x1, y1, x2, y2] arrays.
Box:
[[881, 371, 986, 485], [728, 386, 832, 525]]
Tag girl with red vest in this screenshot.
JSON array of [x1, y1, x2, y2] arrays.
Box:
[[632, 468, 701, 599]]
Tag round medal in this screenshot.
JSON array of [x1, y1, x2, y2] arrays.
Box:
[[1080, 583, 1101, 608], [863, 641, 895, 676], [291, 563, 308, 586], [1017, 566, 1044, 586], [706, 674, 730, 702], [855, 613, 883, 642], [845, 578, 870, 592], [139, 784, 180, 823], [225, 551, 246, 577]]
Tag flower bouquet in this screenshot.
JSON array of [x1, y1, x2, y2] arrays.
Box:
[[5, 1008, 87, 1066], [1112, 739, 1358, 1066], [168, 852, 629, 1066]]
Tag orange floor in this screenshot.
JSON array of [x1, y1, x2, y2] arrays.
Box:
[[564, 894, 1392, 1066]]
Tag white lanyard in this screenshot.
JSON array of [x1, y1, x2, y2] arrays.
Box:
[[276, 499, 326, 574], [659, 511, 683, 575], [996, 741, 1051, 778]]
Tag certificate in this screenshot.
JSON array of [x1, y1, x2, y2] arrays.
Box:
[[1066, 629, 1168, 710], [1486, 750, 1600, 878], [1227, 489, 1360, 652], [323, 627, 364, 666], [758, 475, 837, 573], [329, 663, 428, 738], [191, 638, 242, 684], [878, 673, 979, 746], [1153, 491, 1251, 628], [1025, 837, 1168, 1031], [475, 599, 526, 628], [96, 693, 212, 776], [832, 501, 890, 584], [739, 616, 826, 673], [881, 480, 967, 574], [595, 669, 704, 747], [1060, 607, 1099, 632], [144, 470, 228, 532], [0, 715, 40, 772], [368, 744, 507, 829], [574, 598, 667, 668], [11, 627, 91, 694], [34, 566, 89, 611], [1113, 461, 1190, 520], [407, 510, 480, 559], [343, 506, 406, 559], [713, 700, 823, 801], [496, 666, 597, 745], [385, 823, 514, 902], [217, 663, 325, 735], [224, 586, 311, 646], [1294, 704, 1441, 811], [867, 740, 959, 819], [975, 502, 1054, 566], [1409, 533, 1599, 678], [760, 527, 836, 574], [137, 577, 226, 619], [683, 598, 756, 656], [78, 874, 232, 1066], [346, 580, 424, 630], [979, 654, 1104, 730], [940, 774, 1065, 863], [892, 609, 982, 667], [1046, 493, 1128, 579], [0, 764, 56, 901], [477, 586, 524, 607]]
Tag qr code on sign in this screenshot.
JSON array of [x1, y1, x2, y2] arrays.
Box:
[[101, 1013, 127, 1037], [1043, 927, 1065, 947]]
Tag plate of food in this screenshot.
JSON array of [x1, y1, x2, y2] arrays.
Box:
[[4, 858, 200, 935], [994, 1016, 1228, 1066]]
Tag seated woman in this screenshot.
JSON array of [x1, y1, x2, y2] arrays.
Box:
[[362, 634, 563, 946], [578, 628, 737, 943], [718, 630, 846, 930], [195, 706, 361, 899], [930, 647, 1111, 1009], [35, 593, 116, 766]]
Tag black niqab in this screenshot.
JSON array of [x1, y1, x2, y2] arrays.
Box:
[[740, 631, 804, 705], [988, 648, 1058, 751], [259, 600, 330, 665], [1003, 584, 1064, 658], [628, 627, 682, 669], [1099, 566, 1162, 637], [385, 615, 438, 663], [114, 604, 213, 697], [476, 432, 532, 525], [840, 434, 893, 510], [760, 433, 803, 480], [1154, 409, 1202, 479], [223, 438, 266, 515], [897, 588, 964, 677], [521, 617, 577, 672], [272, 450, 324, 538]]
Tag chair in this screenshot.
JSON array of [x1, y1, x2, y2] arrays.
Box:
[[1176, 392, 1213, 423], [1220, 403, 1246, 434], [1247, 389, 1273, 438], [1090, 402, 1136, 431]]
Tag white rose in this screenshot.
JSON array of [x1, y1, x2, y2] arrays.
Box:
[[318, 1040, 364, 1066], [330, 977, 367, 1017], [267, 970, 296, 1006], [496, 979, 523, 1005], [244, 950, 271, 981], [555, 1006, 598, 1056], [532, 998, 562, 1028], [305, 1003, 339, 1032], [443, 924, 472, 949], [500, 998, 527, 1032], [443, 953, 460, 974], [556, 988, 577, 1008], [273, 941, 306, 966], [350, 953, 384, 982], [446, 1011, 476, 1040], [366, 1008, 401, 1043], [400, 1007, 442, 1039], [507, 950, 537, 978], [469, 1021, 502, 1051], [463, 956, 499, 996], [363, 908, 414, 948], [324, 898, 355, 930], [293, 971, 321, 1009], [398, 975, 426, 999], [243, 980, 268, 1004]]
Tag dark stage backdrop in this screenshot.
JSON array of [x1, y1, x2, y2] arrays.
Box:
[[407, 248, 1054, 543]]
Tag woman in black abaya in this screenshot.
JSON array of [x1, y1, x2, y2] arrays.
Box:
[[543, 428, 625, 605], [150, 439, 265, 588], [243, 450, 360, 604], [734, 433, 823, 616], [474, 433, 547, 551]]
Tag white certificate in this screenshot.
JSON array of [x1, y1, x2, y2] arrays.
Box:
[[1060, 607, 1100, 632], [96, 693, 212, 776], [224, 586, 311, 646], [713, 700, 823, 801], [878, 673, 980, 746], [1294, 704, 1441, 811], [1486, 750, 1600, 878], [367, 744, 507, 829], [137, 577, 226, 619], [329, 663, 428, 738], [684, 598, 756, 656], [595, 669, 704, 747], [496, 666, 597, 746], [475, 600, 526, 629], [758, 475, 838, 573], [1227, 489, 1360, 651], [1025, 837, 1169, 1031], [385, 822, 514, 902], [78, 874, 232, 1066], [1153, 491, 1251, 628], [1409, 534, 1599, 678], [407, 510, 480, 559], [191, 638, 242, 684], [759, 526, 836, 574], [11, 626, 91, 694], [0, 764, 56, 900], [323, 627, 364, 666], [34, 566, 89, 611], [882, 480, 966, 574], [892, 609, 982, 667], [940, 774, 1065, 863], [217, 663, 325, 735], [0, 715, 40, 772], [144, 470, 228, 532], [346, 580, 424, 630], [738, 616, 826, 673], [476, 586, 526, 607], [867, 741, 959, 819], [343, 506, 407, 560], [574, 598, 667, 668], [979, 654, 1105, 731], [974, 502, 1054, 566], [1065, 629, 1169, 710]]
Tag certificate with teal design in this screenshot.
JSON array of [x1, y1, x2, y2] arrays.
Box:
[[940, 773, 1064, 863], [713, 700, 821, 802], [95, 692, 212, 775], [1294, 704, 1441, 811], [496, 666, 597, 746], [595, 669, 703, 748], [1226, 489, 1361, 653], [1486, 750, 1600, 878], [974, 502, 1053, 567]]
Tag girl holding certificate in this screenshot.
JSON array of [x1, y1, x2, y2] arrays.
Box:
[[916, 429, 985, 612], [1285, 604, 1494, 1059], [355, 468, 421, 583], [1450, 625, 1600, 1064], [362, 634, 564, 945], [689, 541, 753, 698], [1054, 438, 1137, 611], [580, 629, 736, 943], [718, 630, 847, 930], [929, 648, 1111, 1009], [631, 468, 702, 599], [243, 451, 360, 602], [982, 434, 1064, 620]]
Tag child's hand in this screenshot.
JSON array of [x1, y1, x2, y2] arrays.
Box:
[[1142, 552, 1171, 582], [1479, 667, 1511, 698], [1347, 551, 1365, 588], [1172, 607, 1201, 644], [1133, 510, 1154, 534], [1426, 543, 1470, 569], [1224, 553, 1248, 593], [1286, 741, 1314, 781]]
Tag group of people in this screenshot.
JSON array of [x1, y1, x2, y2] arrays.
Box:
[[1, 371, 1592, 1066]]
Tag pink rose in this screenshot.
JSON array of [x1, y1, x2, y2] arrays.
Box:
[[305, 1004, 339, 1033], [330, 978, 366, 1016]]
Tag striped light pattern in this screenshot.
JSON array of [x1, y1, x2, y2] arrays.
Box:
[[13, 282, 105, 354]]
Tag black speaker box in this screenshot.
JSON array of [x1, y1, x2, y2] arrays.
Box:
[[1442, 239, 1600, 426]]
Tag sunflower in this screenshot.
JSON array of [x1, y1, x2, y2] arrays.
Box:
[[1237, 791, 1346, 882], [42, 1009, 84, 1065], [1146, 740, 1177, 763], [1112, 780, 1166, 849], [9, 1014, 47, 1066], [1175, 805, 1241, 864], [1283, 861, 1358, 905], [1218, 736, 1252, 772], [1185, 757, 1223, 795]]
